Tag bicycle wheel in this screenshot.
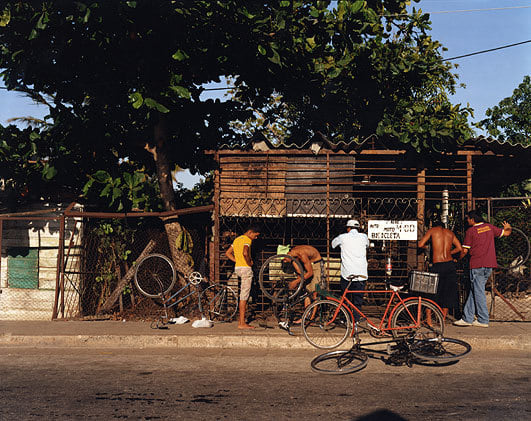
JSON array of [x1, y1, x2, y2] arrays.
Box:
[[273, 293, 306, 327], [134, 253, 176, 298], [302, 299, 352, 349], [410, 337, 471, 362], [389, 299, 444, 339], [311, 349, 368, 375], [259, 254, 305, 302], [496, 227, 530, 270], [200, 284, 238, 322]]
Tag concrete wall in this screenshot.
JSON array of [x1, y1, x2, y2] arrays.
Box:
[[0, 205, 82, 320]]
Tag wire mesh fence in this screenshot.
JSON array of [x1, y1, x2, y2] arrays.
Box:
[[2, 197, 528, 322], [59, 213, 211, 321], [0, 206, 212, 321], [472, 197, 531, 321]]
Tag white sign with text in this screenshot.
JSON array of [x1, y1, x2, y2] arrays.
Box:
[[368, 220, 417, 241]]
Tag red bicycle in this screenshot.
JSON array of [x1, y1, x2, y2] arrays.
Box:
[[301, 275, 445, 349]]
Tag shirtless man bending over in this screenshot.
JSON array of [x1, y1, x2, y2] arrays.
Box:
[[283, 245, 324, 310], [418, 220, 463, 319]]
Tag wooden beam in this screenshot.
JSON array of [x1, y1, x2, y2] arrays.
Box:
[[416, 169, 426, 270], [466, 154, 473, 211]]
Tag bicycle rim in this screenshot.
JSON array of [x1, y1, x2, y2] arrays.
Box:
[[134, 254, 176, 298], [410, 337, 471, 362], [259, 254, 305, 301], [302, 300, 352, 349], [200, 284, 238, 322], [495, 227, 530, 270], [390, 300, 444, 339], [311, 349, 368, 375]]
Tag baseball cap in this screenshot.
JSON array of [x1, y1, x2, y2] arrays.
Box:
[[346, 219, 360, 228]]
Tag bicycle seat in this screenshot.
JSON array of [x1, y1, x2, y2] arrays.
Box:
[[389, 284, 405, 292]]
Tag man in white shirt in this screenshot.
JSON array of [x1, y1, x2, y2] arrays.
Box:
[[331, 219, 369, 321]]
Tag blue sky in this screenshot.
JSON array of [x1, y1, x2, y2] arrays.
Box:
[[1, 0, 530, 187]]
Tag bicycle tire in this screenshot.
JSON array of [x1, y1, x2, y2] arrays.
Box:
[[389, 299, 444, 340], [495, 227, 530, 270], [259, 254, 305, 302], [302, 299, 352, 349], [200, 284, 238, 322], [311, 349, 368, 375], [134, 253, 176, 298], [410, 337, 471, 362], [273, 294, 306, 327]]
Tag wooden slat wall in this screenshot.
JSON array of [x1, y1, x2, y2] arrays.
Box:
[[218, 150, 469, 217]]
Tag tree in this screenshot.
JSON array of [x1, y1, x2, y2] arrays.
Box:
[[479, 75, 531, 146], [1, 1, 473, 204], [1, 1, 474, 274]]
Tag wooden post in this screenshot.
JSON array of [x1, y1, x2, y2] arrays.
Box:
[[99, 239, 156, 313], [58, 214, 66, 318], [416, 169, 426, 270], [466, 153, 473, 211], [0, 220, 3, 289], [326, 152, 330, 288], [213, 152, 221, 284]]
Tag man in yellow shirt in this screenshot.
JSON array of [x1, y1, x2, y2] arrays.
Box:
[[225, 225, 261, 329]]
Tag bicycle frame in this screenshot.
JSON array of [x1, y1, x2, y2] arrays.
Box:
[[155, 280, 204, 322], [324, 285, 443, 337]]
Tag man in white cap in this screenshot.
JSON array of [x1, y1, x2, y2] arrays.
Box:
[[331, 219, 369, 321]]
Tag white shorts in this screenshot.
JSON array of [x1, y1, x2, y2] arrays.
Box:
[[234, 266, 253, 301]]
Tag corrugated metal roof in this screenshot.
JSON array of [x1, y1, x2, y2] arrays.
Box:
[[218, 133, 530, 155]]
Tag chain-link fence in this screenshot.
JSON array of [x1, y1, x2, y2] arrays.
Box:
[[3, 197, 528, 322], [58, 212, 211, 321], [1, 205, 212, 321], [472, 197, 531, 321]]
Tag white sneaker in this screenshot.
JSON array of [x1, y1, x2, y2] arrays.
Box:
[[453, 319, 472, 326], [472, 320, 489, 328]]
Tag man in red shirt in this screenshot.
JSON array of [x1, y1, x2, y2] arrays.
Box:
[[454, 211, 511, 328]]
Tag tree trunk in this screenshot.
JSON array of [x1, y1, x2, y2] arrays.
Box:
[[151, 119, 194, 284]]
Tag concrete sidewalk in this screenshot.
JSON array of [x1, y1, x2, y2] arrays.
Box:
[[0, 319, 529, 351]]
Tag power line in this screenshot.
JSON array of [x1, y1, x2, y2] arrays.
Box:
[[428, 6, 531, 15], [445, 40, 531, 60]]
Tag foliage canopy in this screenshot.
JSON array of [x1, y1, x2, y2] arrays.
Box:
[[0, 1, 473, 210], [478, 75, 530, 146]]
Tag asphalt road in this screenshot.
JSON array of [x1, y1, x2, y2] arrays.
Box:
[[0, 347, 529, 420]]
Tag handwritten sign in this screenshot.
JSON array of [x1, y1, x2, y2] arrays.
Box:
[[368, 220, 417, 241]]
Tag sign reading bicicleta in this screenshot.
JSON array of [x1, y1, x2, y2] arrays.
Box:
[[368, 220, 417, 241]]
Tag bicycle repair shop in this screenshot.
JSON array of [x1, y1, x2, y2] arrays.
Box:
[[206, 135, 530, 311]]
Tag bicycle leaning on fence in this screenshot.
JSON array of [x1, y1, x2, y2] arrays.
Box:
[[302, 274, 471, 374], [134, 253, 238, 329]]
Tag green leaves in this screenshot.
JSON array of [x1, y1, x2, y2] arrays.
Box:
[[83, 168, 156, 212], [129, 93, 172, 112], [41, 162, 57, 180], [144, 98, 170, 113], [478, 75, 530, 146], [129, 92, 143, 109], [172, 49, 189, 61], [169, 85, 191, 99], [0, 8, 10, 27]]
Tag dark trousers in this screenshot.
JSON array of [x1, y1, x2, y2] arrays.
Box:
[[340, 277, 365, 322]]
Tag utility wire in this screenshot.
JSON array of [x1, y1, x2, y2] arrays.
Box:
[[428, 6, 531, 15], [445, 40, 531, 60]]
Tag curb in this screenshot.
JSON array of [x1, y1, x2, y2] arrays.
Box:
[[0, 333, 529, 351]]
